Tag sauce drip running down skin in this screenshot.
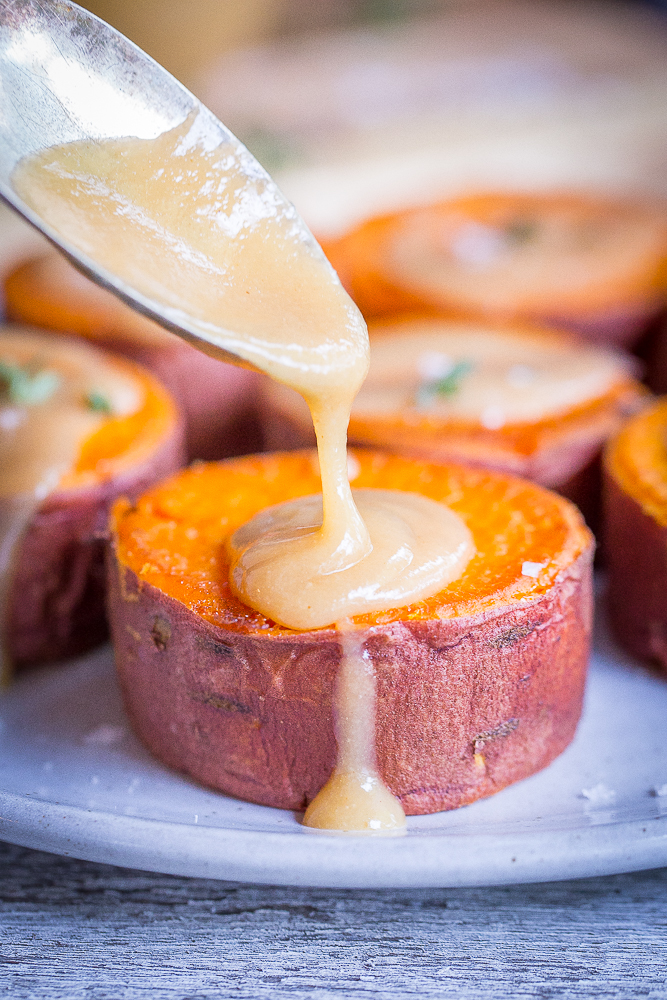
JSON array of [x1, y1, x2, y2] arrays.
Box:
[[0, 329, 141, 684], [13, 113, 475, 830], [303, 621, 406, 833]]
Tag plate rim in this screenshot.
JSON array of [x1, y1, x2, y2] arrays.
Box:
[[2, 788, 666, 888]]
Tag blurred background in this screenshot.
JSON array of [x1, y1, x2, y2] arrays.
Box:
[[69, 0, 667, 240], [3, 0, 667, 256]]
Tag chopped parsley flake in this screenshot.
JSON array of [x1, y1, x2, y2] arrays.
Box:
[[85, 391, 113, 414], [0, 360, 61, 405], [505, 218, 538, 245], [415, 359, 474, 409]]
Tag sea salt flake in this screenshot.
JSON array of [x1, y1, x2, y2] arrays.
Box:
[[522, 561, 545, 578], [0, 408, 24, 431], [83, 724, 125, 747], [506, 364, 536, 388], [480, 405, 505, 430], [416, 351, 454, 382], [581, 783, 616, 805], [451, 222, 505, 268]]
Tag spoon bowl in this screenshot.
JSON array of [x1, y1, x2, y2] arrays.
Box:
[[0, 0, 308, 370]]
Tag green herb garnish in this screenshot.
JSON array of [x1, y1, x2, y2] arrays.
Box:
[[85, 391, 113, 415], [505, 217, 538, 245], [0, 360, 61, 405], [356, 0, 413, 24], [415, 359, 474, 409]]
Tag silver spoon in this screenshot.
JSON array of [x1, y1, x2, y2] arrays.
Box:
[[0, 0, 318, 370]]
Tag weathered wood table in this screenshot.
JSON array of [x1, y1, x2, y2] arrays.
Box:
[[1, 840, 665, 999]]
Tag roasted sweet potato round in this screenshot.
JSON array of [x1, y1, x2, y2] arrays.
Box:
[[261, 317, 646, 524], [4, 251, 260, 459], [323, 192, 667, 346], [604, 397, 667, 674], [4, 330, 185, 667], [108, 449, 593, 815]]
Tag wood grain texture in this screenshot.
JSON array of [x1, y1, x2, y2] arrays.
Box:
[[1, 841, 666, 999]]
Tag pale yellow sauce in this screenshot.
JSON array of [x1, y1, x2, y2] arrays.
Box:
[[13, 112, 475, 831], [0, 327, 141, 683], [263, 319, 633, 434], [303, 620, 406, 833], [228, 488, 472, 631]]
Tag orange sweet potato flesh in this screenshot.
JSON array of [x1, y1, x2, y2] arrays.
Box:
[[108, 450, 594, 814], [604, 398, 667, 674], [4, 252, 261, 459], [8, 359, 185, 665], [323, 192, 667, 346]]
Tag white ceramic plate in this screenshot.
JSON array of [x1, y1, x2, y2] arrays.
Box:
[[1, 608, 666, 888]]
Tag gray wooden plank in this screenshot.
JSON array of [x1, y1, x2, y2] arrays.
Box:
[[1, 840, 666, 1000]]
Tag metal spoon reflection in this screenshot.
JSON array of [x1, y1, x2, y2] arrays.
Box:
[[0, 0, 321, 371]]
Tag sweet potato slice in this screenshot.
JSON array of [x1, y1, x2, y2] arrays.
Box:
[[4, 251, 260, 459], [323, 192, 667, 346], [604, 397, 667, 674], [108, 450, 593, 815], [261, 317, 645, 526], [6, 341, 185, 666]]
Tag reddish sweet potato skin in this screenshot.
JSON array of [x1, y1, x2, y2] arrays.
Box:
[[643, 313, 667, 396], [540, 304, 662, 349], [107, 543, 593, 815], [7, 421, 186, 666], [604, 471, 667, 675]]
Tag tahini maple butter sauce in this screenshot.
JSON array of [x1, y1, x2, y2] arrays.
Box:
[[0, 328, 141, 683], [12, 113, 475, 831]]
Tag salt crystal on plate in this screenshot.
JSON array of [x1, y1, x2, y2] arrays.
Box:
[[83, 724, 125, 746], [581, 783, 616, 805]]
